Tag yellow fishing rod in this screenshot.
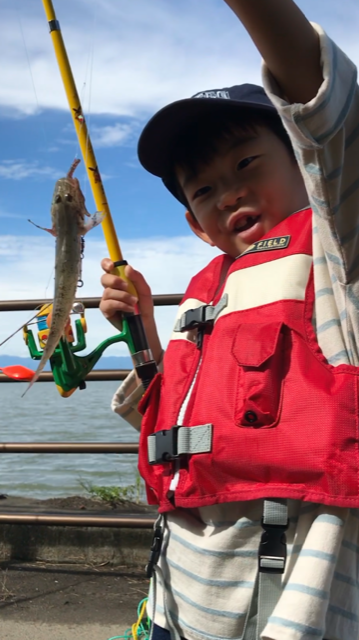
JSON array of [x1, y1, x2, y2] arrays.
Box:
[[41, 0, 158, 390]]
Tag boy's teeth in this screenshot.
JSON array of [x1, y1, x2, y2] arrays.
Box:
[[240, 216, 252, 229], [235, 215, 257, 231]]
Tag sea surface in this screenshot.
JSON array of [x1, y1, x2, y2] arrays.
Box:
[[0, 380, 141, 500]]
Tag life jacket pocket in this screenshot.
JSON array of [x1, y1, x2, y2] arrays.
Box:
[[232, 321, 285, 428]]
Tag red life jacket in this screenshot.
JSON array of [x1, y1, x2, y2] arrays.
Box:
[[138, 208, 359, 513]]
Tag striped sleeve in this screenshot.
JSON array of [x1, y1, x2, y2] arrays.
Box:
[[262, 23, 359, 365], [111, 369, 144, 431]]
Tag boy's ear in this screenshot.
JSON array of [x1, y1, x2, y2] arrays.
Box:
[[185, 211, 216, 247]]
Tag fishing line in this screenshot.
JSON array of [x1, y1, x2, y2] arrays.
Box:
[[106, 597, 150, 640], [77, 0, 97, 202], [16, 0, 96, 185], [15, 0, 95, 300], [14, 0, 48, 149], [44, 267, 55, 299], [14, 0, 59, 307], [0, 297, 85, 350], [0, 304, 52, 350]]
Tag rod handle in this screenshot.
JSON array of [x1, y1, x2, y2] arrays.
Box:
[[112, 260, 138, 298]]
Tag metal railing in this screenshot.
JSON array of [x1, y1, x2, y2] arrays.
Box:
[[0, 294, 182, 312], [0, 369, 129, 383], [0, 294, 183, 528]]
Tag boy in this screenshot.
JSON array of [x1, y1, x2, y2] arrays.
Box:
[[100, 1, 359, 639]]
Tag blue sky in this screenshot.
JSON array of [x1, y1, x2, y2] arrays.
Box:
[[0, 0, 358, 357]]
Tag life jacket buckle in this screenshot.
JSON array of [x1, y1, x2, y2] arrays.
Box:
[[149, 427, 179, 464], [179, 306, 212, 332], [258, 519, 288, 574], [148, 424, 212, 465], [173, 295, 228, 349], [146, 520, 164, 578]]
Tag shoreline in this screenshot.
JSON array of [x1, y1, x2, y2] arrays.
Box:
[[0, 494, 157, 567], [0, 493, 154, 512]]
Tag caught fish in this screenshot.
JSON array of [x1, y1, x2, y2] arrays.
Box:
[[22, 159, 105, 395]]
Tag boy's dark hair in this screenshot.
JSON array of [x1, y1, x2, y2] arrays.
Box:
[[163, 109, 296, 212]]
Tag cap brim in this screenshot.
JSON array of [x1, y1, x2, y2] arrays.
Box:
[[138, 97, 277, 178]]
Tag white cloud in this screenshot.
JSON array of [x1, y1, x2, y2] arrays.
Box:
[[0, 160, 60, 181], [0, 233, 221, 358], [91, 123, 135, 148], [0, 0, 261, 119], [0, 207, 26, 220], [57, 120, 135, 149], [1, 0, 358, 123]]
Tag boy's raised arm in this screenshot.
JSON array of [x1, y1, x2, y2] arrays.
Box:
[[224, 0, 322, 104]]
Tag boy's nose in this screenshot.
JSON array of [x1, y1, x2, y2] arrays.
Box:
[[217, 184, 245, 211]]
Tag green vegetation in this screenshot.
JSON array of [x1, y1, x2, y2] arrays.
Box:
[[79, 474, 144, 507]]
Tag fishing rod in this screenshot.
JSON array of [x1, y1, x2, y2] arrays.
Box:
[[39, 0, 157, 392]]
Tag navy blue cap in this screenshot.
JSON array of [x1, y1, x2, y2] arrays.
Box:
[[138, 84, 278, 180]]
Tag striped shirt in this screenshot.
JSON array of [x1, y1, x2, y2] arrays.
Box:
[[112, 24, 359, 640]]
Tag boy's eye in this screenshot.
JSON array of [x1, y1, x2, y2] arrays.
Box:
[[237, 156, 257, 171], [192, 186, 211, 200]]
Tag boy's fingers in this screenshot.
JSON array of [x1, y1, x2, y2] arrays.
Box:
[[100, 272, 129, 290], [100, 260, 150, 296], [100, 261, 148, 296], [101, 258, 114, 273], [101, 286, 137, 306], [99, 288, 138, 319], [99, 260, 154, 321], [124, 265, 152, 298], [100, 298, 137, 317]]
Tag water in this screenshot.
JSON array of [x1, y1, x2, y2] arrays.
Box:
[[0, 381, 141, 499]]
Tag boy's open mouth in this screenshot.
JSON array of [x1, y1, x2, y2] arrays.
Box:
[[233, 215, 261, 234]]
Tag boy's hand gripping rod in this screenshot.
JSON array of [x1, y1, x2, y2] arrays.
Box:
[[42, 0, 158, 390]]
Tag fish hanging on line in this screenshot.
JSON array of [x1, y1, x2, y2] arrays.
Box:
[[22, 159, 105, 396]]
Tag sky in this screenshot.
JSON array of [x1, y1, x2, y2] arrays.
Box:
[[0, 0, 358, 359]]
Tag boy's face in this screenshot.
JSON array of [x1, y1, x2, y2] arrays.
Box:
[[177, 126, 308, 258]]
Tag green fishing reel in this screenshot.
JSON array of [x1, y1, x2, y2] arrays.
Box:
[[23, 302, 138, 397]]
